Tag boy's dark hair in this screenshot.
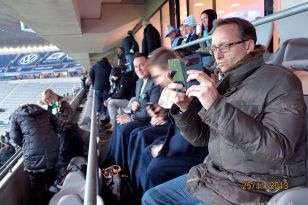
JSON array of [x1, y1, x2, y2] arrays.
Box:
[[134, 52, 147, 59]]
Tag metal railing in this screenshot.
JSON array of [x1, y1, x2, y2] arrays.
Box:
[[172, 2, 308, 51], [84, 89, 101, 205]]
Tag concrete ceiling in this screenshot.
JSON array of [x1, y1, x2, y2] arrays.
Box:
[[0, 0, 150, 68]]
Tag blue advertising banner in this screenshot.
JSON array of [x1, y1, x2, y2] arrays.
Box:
[[0, 54, 17, 68]]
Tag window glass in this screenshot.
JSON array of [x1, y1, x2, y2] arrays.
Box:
[[216, 0, 264, 21], [189, 0, 213, 24], [162, 2, 171, 48], [149, 11, 162, 37], [179, 0, 188, 23]]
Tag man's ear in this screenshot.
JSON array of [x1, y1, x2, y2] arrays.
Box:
[[246, 40, 255, 53]]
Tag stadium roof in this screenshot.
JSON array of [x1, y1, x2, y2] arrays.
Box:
[[0, 0, 164, 68]]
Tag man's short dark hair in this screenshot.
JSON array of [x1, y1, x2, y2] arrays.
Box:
[[213, 17, 257, 44], [134, 52, 147, 59]]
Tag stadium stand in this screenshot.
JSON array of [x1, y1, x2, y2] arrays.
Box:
[[0, 51, 83, 78], [0, 77, 81, 135]]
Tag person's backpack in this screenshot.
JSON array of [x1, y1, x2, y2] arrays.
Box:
[[101, 165, 136, 205]]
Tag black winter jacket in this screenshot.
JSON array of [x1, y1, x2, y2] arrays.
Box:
[[122, 35, 139, 56], [89, 59, 112, 91], [111, 71, 136, 100], [142, 24, 161, 57], [10, 104, 62, 171]]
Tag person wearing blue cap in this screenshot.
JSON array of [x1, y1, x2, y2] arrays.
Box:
[[165, 26, 183, 48], [181, 15, 199, 51]]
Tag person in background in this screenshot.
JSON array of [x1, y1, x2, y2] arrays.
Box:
[[104, 65, 136, 132], [116, 47, 126, 66], [10, 104, 64, 205], [122, 30, 139, 71], [165, 26, 183, 48], [196, 9, 218, 68], [181, 15, 199, 51], [41, 89, 73, 121], [89, 57, 112, 120], [142, 19, 161, 57], [101, 53, 161, 172], [179, 24, 186, 39], [142, 17, 307, 205]]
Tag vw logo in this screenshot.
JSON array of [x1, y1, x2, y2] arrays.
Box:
[[19, 54, 39, 65], [46, 52, 65, 60]]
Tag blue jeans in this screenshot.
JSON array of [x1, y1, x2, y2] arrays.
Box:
[[142, 174, 210, 205], [95, 89, 109, 114], [125, 54, 134, 71]]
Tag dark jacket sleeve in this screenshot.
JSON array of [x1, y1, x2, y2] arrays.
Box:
[[170, 103, 210, 147], [59, 101, 73, 121], [131, 85, 161, 121], [49, 114, 64, 133], [9, 116, 23, 146]]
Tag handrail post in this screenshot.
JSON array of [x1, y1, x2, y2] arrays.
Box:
[[84, 89, 99, 205]]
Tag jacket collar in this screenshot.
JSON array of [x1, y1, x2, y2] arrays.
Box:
[[217, 45, 266, 95]]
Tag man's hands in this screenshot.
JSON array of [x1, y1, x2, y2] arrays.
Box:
[[131, 101, 140, 112], [146, 104, 168, 126], [186, 70, 218, 110], [116, 114, 131, 125], [168, 70, 218, 111]]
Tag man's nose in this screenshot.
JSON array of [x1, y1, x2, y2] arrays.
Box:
[[215, 50, 224, 59]]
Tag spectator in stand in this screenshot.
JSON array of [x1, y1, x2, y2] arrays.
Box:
[[40, 89, 73, 121], [122, 30, 139, 71], [116, 47, 126, 66], [101, 53, 161, 172], [104, 65, 136, 132], [165, 26, 183, 48], [89, 57, 112, 120], [10, 104, 64, 205], [182, 15, 199, 51], [196, 9, 218, 68], [142, 19, 161, 57]]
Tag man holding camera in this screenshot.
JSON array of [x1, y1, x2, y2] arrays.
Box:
[[142, 17, 306, 205]]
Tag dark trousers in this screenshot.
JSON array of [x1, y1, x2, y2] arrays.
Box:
[[102, 120, 148, 172], [95, 89, 109, 114], [28, 169, 57, 205]]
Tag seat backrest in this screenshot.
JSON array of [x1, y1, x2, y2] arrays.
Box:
[[304, 95, 308, 186], [264, 38, 308, 68], [255, 21, 273, 48], [277, 11, 308, 46]]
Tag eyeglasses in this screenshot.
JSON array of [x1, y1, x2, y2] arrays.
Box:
[[209, 40, 248, 55]]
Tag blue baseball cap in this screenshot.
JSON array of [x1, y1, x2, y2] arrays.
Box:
[[165, 28, 180, 38]]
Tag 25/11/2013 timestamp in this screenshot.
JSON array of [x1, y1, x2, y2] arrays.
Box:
[[240, 181, 289, 191]]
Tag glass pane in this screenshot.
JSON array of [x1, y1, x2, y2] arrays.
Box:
[[216, 0, 264, 21], [134, 28, 143, 53], [189, 0, 213, 24], [162, 2, 171, 48], [149, 11, 162, 37], [179, 0, 188, 23]]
